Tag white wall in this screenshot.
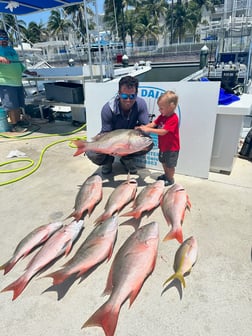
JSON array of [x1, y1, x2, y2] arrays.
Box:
[[85, 81, 220, 178]]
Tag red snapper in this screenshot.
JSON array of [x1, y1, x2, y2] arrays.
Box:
[[82, 221, 159, 336]]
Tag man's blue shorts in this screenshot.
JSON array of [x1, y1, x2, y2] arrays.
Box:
[[0, 85, 25, 110]]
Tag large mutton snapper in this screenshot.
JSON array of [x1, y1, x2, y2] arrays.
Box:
[[44, 216, 118, 285], [66, 174, 103, 221], [0, 221, 63, 275], [82, 221, 159, 336], [161, 183, 191, 243], [1, 220, 83, 300], [163, 236, 198, 288], [72, 129, 154, 157]]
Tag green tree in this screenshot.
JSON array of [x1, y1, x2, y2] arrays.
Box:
[[63, 3, 95, 43], [1, 13, 26, 44], [47, 9, 72, 40], [24, 21, 49, 44]]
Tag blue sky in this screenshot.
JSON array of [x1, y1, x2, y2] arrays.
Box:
[[18, 0, 105, 25]]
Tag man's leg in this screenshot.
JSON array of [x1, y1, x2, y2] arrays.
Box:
[[120, 157, 137, 174]]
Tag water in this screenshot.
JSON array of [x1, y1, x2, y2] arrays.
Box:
[[137, 63, 200, 82]]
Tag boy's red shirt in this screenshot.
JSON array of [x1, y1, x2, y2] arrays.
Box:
[[154, 113, 180, 152]]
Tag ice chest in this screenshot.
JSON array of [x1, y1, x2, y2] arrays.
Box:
[[44, 82, 84, 104]]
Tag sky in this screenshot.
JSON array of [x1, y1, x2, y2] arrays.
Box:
[[18, 0, 105, 25]]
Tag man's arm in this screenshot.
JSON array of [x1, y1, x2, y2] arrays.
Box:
[[100, 102, 113, 133], [137, 98, 149, 125]]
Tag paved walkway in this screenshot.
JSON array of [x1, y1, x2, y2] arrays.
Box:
[[0, 120, 251, 336]]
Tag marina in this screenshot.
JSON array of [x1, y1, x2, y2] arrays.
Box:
[[0, 1, 252, 336]]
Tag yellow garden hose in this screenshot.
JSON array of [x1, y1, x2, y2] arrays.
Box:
[[0, 123, 86, 186]]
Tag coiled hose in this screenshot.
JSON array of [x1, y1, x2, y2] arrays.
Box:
[[0, 123, 86, 186]]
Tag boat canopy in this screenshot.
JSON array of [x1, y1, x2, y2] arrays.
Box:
[[0, 1, 85, 15]]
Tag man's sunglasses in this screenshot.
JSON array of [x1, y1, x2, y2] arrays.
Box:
[[119, 93, 137, 100]]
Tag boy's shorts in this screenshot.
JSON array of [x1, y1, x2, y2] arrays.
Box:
[[0, 85, 25, 110], [159, 151, 179, 168]]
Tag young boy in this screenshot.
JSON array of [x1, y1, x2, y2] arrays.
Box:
[[136, 90, 180, 186]]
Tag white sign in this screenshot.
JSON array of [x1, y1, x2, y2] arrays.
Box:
[[85, 81, 220, 178]]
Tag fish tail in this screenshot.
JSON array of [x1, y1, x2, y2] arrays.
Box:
[[45, 270, 69, 286], [121, 209, 141, 219], [65, 210, 82, 222], [82, 301, 119, 336], [94, 213, 109, 225], [163, 272, 186, 288], [0, 259, 16, 275], [163, 227, 183, 244], [72, 140, 87, 156], [1, 273, 30, 300]]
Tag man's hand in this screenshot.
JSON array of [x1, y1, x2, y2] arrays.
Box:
[[0, 56, 10, 64]]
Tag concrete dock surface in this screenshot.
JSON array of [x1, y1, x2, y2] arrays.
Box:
[[0, 120, 251, 336]]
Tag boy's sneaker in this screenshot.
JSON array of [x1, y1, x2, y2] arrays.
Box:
[[120, 158, 137, 174], [11, 124, 28, 133], [164, 178, 175, 186], [157, 174, 167, 181]]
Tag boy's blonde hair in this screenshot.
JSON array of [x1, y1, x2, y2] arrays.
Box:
[[157, 90, 178, 107]]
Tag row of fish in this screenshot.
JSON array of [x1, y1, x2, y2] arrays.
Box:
[[0, 173, 198, 336], [65, 174, 191, 244]]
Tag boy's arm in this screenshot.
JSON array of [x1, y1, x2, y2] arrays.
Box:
[[136, 122, 168, 136]]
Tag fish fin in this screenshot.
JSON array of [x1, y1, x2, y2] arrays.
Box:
[[88, 203, 99, 217], [129, 283, 144, 307], [163, 228, 183, 244], [94, 212, 110, 225], [65, 210, 82, 222], [163, 272, 186, 288], [187, 195, 192, 210], [64, 240, 73, 256], [106, 244, 115, 262], [72, 140, 87, 156], [82, 300, 120, 336], [120, 209, 142, 219], [0, 258, 17, 275], [45, 270, 69, 286], [103, 268, 113, 296], [119, 218, 140, 231], [1, 273, 30, 300]]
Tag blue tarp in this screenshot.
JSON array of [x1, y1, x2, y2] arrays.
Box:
[[0, 1, 84, 15], [200, 77, 240, 105], [218, 87, 240, 105]]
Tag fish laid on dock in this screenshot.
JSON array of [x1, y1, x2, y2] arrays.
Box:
[[95, 177, 137, 224], [161, 183, 191, 243], [67, 174, 103, 221], [45, 216, 118, 285], [0, 221, 63, 275], [72, 129, 153, 157], [121, 180, 165, 219], [82, 221, 159, 336], [163, 236, 198, 288], [1, 220, 83, 300]]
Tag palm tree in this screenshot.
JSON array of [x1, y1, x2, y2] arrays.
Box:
[[63, 3, 95, 43], [134, 10, 160, 48], [137, 0, 167, 25], [1, 13, 26, 44], [47, 9, 72, 41], [24, 21, 49, 44], [165, 1, 199, 44]]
